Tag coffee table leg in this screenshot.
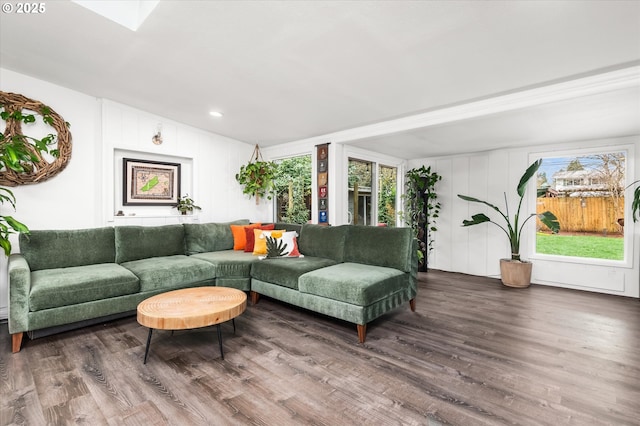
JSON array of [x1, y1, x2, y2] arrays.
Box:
[[217, 324, 224, 360], [232, 318, 236, 334], [143, 328, 153, 364]]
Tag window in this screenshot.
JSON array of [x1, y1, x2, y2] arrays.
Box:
[[535, 151, 626, 261], [273, 155, 312, 224], [347, 158, 399, 227], [378, 165, 397, 226], [348, 158, 373, 225]]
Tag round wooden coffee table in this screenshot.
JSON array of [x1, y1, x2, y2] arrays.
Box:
[[137, 286, 247, 363]]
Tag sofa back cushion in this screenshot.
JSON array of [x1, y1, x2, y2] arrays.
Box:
[[298, 224, 348, 262], [183, 220, 250, 255], [343, 226, 413, 272], [19, 227, 116, 271], [115, 225, 185, 263], [272, 222, 303, 234]]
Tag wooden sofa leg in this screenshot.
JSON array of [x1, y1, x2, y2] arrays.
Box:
[[250, 291, 260, 305], [409, 298, 416, 312], [12, 332, 24, 353], [357, 324, 367, 343]]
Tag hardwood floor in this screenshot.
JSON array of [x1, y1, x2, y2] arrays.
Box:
[[1, 270, 639, 425]]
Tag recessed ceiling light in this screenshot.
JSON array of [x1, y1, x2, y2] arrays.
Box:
[[209, 111, 223, 118]]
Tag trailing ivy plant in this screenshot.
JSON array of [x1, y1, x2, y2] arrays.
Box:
[[235, 145, 278, 202], [0, 106, 61, 255], [402, 166, 442, 270]]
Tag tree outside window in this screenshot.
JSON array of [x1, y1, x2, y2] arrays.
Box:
[[273, 155, 312, 224], [378, 165, 397, 226]]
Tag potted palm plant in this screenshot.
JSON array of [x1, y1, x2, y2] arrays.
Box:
[[457, 159, 560, 288]]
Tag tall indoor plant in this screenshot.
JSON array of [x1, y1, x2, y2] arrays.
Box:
[[403, 165, 442, 271], [457, 159, 559, 287]]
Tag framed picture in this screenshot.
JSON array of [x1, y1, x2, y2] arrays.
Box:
[[318, 172, 328, 186], [123, 158, 181, 206]]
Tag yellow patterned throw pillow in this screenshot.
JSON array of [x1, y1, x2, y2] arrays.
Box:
[[252, 229, 284, 255], [259, 230, 302, 258]]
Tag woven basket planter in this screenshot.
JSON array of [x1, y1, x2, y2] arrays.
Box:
[[500, 259, 533, 288], [0, 91, 72, 186]]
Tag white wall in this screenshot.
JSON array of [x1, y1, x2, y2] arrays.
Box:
[[0, 68, 271, 318], [409, 135, 640, 298], [100, 100, 272, 226]]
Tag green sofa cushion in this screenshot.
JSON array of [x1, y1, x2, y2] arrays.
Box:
[[343, 226, 413, 272], [115, 225, 185, 263], [19, 227, 115, 272], [121, 255, 216, 292], [297, 224, 348, 262], [29, 263, 140, 311], [184, 220, 250, 255], [298, 262, 407, 306], [272, 223, 303, 234], [191, 250, 257, 277], [251, 256, 338, 290]]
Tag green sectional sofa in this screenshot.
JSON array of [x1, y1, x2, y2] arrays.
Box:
[[8, 221, 417, 353]]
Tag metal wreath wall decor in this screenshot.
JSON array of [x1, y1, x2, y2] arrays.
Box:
[[0, 91, 72, 186]]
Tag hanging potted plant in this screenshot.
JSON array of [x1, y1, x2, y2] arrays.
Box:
[[402, 165, 442, 271], [457, 159, 560, 288], [173, 194, 201, 215], [235, 144, 277, 204]]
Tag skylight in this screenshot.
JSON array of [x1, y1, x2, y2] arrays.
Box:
[[71, 0, 159, 31]]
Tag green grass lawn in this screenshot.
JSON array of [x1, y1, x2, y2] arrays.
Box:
[[536, 233, 624, 260]]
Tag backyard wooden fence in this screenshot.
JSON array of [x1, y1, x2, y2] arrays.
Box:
[[536, 196, 623, 235]]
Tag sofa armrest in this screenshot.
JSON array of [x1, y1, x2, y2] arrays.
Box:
[[8, 253, 31, 334]]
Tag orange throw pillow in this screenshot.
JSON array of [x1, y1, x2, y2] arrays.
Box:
[[230, 223, 261, 250]]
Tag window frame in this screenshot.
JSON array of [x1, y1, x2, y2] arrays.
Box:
[[342, 146, 405, 227], [528, 145, 634, 268], [347, 157, 376, 225]]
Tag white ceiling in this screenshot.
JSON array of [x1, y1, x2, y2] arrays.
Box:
[[1, 1, 639, 159]]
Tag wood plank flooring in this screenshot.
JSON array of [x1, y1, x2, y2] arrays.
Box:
[[1, 270, 639, 425]]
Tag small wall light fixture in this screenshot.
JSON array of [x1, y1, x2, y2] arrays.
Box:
[[152, 123, 163, 145]]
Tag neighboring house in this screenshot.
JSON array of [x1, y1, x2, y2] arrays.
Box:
[[552, 169, 622, 197]]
